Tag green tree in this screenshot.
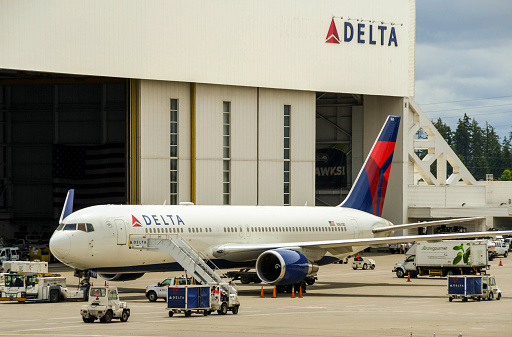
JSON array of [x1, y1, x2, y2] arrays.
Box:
[[432, 117, 453, 146], [469, 119, 487, 180], [499, 169, 512, 181], [453, 114, 471, 166]]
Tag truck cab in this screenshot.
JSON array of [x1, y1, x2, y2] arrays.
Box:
[[393, 255, 416, 278]]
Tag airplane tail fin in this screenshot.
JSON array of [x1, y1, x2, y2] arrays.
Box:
[[59, 189, 74, 224], [338, 116, 401, 216]]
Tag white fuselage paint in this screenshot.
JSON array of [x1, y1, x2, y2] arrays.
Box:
[[50, 204, 391, 272]]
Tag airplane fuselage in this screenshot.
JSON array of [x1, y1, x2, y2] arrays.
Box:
[[50, 204, 392, 273]]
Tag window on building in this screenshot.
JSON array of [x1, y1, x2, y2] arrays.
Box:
[[284, 105, 291, 206], [170, 99, 179, 205], [223, 102, 231, 205]]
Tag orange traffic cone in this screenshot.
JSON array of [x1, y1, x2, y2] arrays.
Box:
[[291, 286, 295, 298], [260, 286, 264, 297], [499, 259, 503, 266], [272, 286, 277, 298], [407, 272, 411, 282], [299, 286, 303, 298]]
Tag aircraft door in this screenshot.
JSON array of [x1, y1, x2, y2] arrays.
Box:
[[115, 219, 127, 245], [351, 219, 360, 239]]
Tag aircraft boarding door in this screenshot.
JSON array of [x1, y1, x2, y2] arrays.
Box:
[[115, 219, 127, 245], [351, 219, 360, 239]]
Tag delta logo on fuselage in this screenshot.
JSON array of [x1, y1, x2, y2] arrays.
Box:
[[326, 18, 398, 47], [132, 214, 186, 227]]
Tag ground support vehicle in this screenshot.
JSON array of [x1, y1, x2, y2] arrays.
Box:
[[0, 272, 86, 302], [488, 240, 508, 260], [146, 276, 197, 302], [352, 256, 376, 270], [226, 269, 262, 284], [393, 240, 488, 278], [0, 247, 20, 264], [448, 275, 501, 302], [1, 261, 49, 274], [80, 286, 130, 323], [167, 283, 240, 317]]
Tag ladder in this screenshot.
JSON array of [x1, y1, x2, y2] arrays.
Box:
[[128, 234, 227, 286]]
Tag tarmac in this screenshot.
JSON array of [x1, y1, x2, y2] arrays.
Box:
[[1, 253, 511, 337]]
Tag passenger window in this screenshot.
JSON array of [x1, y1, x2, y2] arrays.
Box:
[[63, 223, 77, 231], [86, 223, 94, 232], [77, 223, 86, 232]]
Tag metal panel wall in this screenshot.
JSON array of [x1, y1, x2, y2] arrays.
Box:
[[0, 0, 414, 97], [258, 89, 315, 206], [140, 80, 191, 204], [195, 84, 258, 205]]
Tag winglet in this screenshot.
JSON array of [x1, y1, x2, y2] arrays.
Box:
[[59, 189, 75, 224], [339, 116, 401, 216]]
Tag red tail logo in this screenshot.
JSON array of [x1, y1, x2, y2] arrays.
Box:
[[326, 19, 340, 44], [132, 215, 142, 227]]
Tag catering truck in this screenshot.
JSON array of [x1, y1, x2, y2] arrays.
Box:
[[393, 240, 489, 278]]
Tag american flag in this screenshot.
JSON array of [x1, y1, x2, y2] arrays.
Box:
[[52, 143, 126, 216], [329, 221, 335, 226]]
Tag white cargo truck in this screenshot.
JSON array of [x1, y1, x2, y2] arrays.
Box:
[[393, 240, 489, 278]]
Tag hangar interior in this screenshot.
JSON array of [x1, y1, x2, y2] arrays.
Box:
[[0, 71, 127, 240]]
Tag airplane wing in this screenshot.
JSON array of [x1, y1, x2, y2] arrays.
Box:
[[372, 217, 484, 234], [214, 230, 512, 258]]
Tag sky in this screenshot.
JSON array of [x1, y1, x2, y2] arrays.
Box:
[[415, 1, 512, 140]]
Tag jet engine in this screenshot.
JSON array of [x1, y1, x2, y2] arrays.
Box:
[[255, 249, 319, 285], [99, 273, 145, 281]]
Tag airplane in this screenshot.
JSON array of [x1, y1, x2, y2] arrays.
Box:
[[49, 115, 511, 289]]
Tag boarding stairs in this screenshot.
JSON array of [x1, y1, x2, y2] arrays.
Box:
[[128, 234, 233, 291]]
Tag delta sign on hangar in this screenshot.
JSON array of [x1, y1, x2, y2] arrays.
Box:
[[0, 0, 509, 239]]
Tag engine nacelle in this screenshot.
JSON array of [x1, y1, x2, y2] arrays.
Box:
[[99, 272, 145, 281], [255, 249, 319, 285]]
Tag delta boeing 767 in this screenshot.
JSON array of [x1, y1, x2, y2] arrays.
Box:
[[49, 116, 510, 288]]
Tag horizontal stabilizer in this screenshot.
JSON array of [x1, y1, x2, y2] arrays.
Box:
[[372, 217, 484, 234]]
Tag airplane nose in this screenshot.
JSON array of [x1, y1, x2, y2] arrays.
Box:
[[49, 232, 71, 260]]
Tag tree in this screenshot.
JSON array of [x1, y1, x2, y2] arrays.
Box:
[[453, 114, 471, 166], [432, 117, 453, 146], [499, 169, 512, 181]]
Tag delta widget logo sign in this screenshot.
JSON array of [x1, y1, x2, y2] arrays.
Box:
[[326, 18, 398, 47]]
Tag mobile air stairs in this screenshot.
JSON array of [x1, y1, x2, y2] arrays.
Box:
[[128, 234, 236, 294]]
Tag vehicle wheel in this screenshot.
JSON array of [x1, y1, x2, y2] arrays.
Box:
[[497, 292, 501, 300], [396, 269, 405, 278], [240, 275, 250, 284], [232, 305, 239, 315], [218, 302, 228, 315], [82, 317, 95, 323], [203, 310, 208, 316], [488, 292, 494, 301], [49, 289, 60, 303], [100, 310, 113, 323], [446, 270, 454, 276], [462, 297, 468, 302], [363, 263, 368, 270], [370, 264, 375, 270], [168, 311, 174, 317], [352, 266, 357, 270], [185, 310, 192, 317], [476, 297, 481, 301], [449, 297, 453, 302], [120, 310, 129, 322], [147, 291, 158, 302]]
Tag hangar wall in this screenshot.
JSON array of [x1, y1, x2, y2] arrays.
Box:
[[139, 81, 316, 208]]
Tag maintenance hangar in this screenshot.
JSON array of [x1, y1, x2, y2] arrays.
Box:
[[0, 0, 509, 240]]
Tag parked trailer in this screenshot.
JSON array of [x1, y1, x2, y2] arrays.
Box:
[[448, 275, 501, 302], [167, 283, 240, 317], [393, 240, 489, 278]]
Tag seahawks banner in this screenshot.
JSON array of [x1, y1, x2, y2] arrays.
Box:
[[315, 148, 347, 189]]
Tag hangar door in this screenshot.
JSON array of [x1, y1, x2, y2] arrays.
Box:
[[0, 77, 127, 236]]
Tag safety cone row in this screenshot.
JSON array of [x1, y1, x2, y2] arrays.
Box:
[[407, 272, 411, 282]]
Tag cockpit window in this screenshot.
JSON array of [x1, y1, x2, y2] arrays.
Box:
[[63, 223, 77, 231], [87, 223, 94, 232], [56, 223, 65, 231], [77, 223, 86, 232]]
